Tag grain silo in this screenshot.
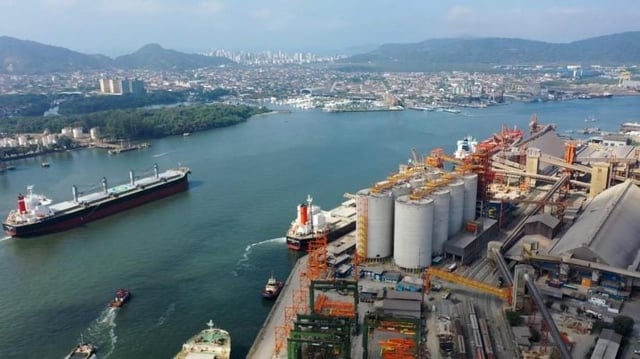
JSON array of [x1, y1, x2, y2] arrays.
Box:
[[356, 188, 394, 260], [462, 173, 478, 224], [393, 195, 434, 270], [448, 179, 465, 236], [431, 189, 450, 256]]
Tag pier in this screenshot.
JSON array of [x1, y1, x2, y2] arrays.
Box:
[[247, 255, 309, 359]]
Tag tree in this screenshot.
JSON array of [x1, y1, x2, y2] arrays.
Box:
[[560, 303, 568, 312], [612, 315, 634, 337], [576, 307, 584, 316]]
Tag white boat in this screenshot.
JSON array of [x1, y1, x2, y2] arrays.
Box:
[[453, 136, 478, 160], [174, 320, 231, 359]]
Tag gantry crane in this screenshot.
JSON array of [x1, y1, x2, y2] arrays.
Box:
[[424, 267, 512, 305]]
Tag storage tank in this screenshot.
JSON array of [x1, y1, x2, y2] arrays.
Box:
[[393, 195, 434, 270], [391, 183, 411, 198], [448, 179, 464, 236], [72, 127, 83, 139], [462, 173, 478, 224], [90, 127, 100, 140], [357, 189, 394, 259], [432, 189, 450, 256]]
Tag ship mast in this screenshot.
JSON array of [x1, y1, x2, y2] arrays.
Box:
[[306, 194, 314, 234]]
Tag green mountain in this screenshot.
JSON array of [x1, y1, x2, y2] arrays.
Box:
[[0, 37, 234, 74], [115, 43, 232, 71], [341, 32, 640, 71], [0, 36, 113, 74]]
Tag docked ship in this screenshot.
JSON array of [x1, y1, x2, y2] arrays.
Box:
[[3, 164, 190, 237], [285, 195, 356, 251], [109, 288, 131, 308], [620, 121, 640, 133], [261, 273, 284, 300], [174, 320, 231, 359], [453, 136, 478, 160], [64, 343, 96, 359]]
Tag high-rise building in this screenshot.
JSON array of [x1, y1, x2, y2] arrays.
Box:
[[99, 78, 145, 95]]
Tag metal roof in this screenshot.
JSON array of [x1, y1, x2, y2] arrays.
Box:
[[519, 125, 566, 161], [576, 144, 639, 164], [548, 180, 640, 271]]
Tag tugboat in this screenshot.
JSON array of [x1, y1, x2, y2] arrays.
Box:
[[109, 288, 131, 308], [64, 336, 96, 359], [261, 273, 284, 300]]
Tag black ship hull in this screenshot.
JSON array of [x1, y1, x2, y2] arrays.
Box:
[[286, 221, 355, 251], [3, 172, 189, 237]]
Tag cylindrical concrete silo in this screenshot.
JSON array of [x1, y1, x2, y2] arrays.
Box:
[[391, 183, 411, 198], [462, 173, 478, 224], [393, 195, 434, 270], [364, 189, 394, 259], [448, 179, 464, 236], [431, 189, 450, 256]]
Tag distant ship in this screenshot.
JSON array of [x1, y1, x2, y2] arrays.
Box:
[[261, 273, 284, 299], [64, 337, 96, 359], [3, 164, 190, 237], [285, 195, 356, 251], [109, 288, 131, 308], [174, 320, 231, 359], [620, 122, 640, 133], [453, 136, 478, 160]]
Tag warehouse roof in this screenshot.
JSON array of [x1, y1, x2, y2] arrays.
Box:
[[548, 180, 640, 271]]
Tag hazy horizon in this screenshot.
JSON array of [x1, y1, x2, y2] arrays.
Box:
[[1, 0, 639, 57]]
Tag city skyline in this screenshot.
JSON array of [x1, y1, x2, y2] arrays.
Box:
[[0, 0, 639, 56]]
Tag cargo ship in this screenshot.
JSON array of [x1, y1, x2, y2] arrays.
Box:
[[453, 136, 478, 160], [285, 195, 356, 251], [2, 164, 190, 237], [174, 319, 231, 359]]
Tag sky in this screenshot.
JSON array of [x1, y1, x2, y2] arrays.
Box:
[[0, 0, 638, 57]]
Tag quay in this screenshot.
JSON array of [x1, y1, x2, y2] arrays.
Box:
[[247, 255, 309, 359]]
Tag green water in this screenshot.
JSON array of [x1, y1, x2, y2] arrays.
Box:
[[0, 96, 638, 358]]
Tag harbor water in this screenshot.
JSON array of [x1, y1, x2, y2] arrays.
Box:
[[0, 96, 639, 358]]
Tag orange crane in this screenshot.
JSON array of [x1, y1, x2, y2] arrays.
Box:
[[425, 267, 512, 305]]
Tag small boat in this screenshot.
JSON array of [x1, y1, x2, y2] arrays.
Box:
[[183, 132, 191, 137], [64, 336, 96, 359], [109, 288, 131, 308], [174, 319, 231, 359], [261, 273, 284, 299], [41, 162, 50, 168]]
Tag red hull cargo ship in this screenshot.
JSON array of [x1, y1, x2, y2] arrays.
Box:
[[3, 164, 190, 237], [285, 195, 356, 251]]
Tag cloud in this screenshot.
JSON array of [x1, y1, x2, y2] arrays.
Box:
[[199, 0, 224, 14], [249, 8, 272, 20], [447, 5, 473, 22], [546, 7, 585, 16]]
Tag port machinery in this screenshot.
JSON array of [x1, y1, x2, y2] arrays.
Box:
[[424, 266, 513, 305]]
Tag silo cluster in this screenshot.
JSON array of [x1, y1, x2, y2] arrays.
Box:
[[355, 168, 479, 271]]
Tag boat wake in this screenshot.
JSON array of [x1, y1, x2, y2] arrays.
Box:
[[83, 307, 118, 358], [232, 237, 286, 276], [152, 151, 176, 158], [0, 235, 11, 242], [155, 302, 176, 327]]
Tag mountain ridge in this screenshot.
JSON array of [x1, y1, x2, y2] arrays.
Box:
[[341, 31, 640, 71], [0, 36, 233, 74]]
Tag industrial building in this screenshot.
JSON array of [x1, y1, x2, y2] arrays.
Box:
[[250, 115, 640, 359]]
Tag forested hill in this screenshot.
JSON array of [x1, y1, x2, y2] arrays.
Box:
[[340, 31, 640, 72], [0, 104, 269, 142]]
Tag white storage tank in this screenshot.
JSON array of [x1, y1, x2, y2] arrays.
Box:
[[391, 183, 411, 198], [72, 127, 83, 139], [393, 195, 434, 270], [462, 173, 478, 224], [90, 127, 100, 140], [432, 189, 450, 256], [448, 179, 464, 236], [17, 136, 27, 146], [357, 189, 394, 259]]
